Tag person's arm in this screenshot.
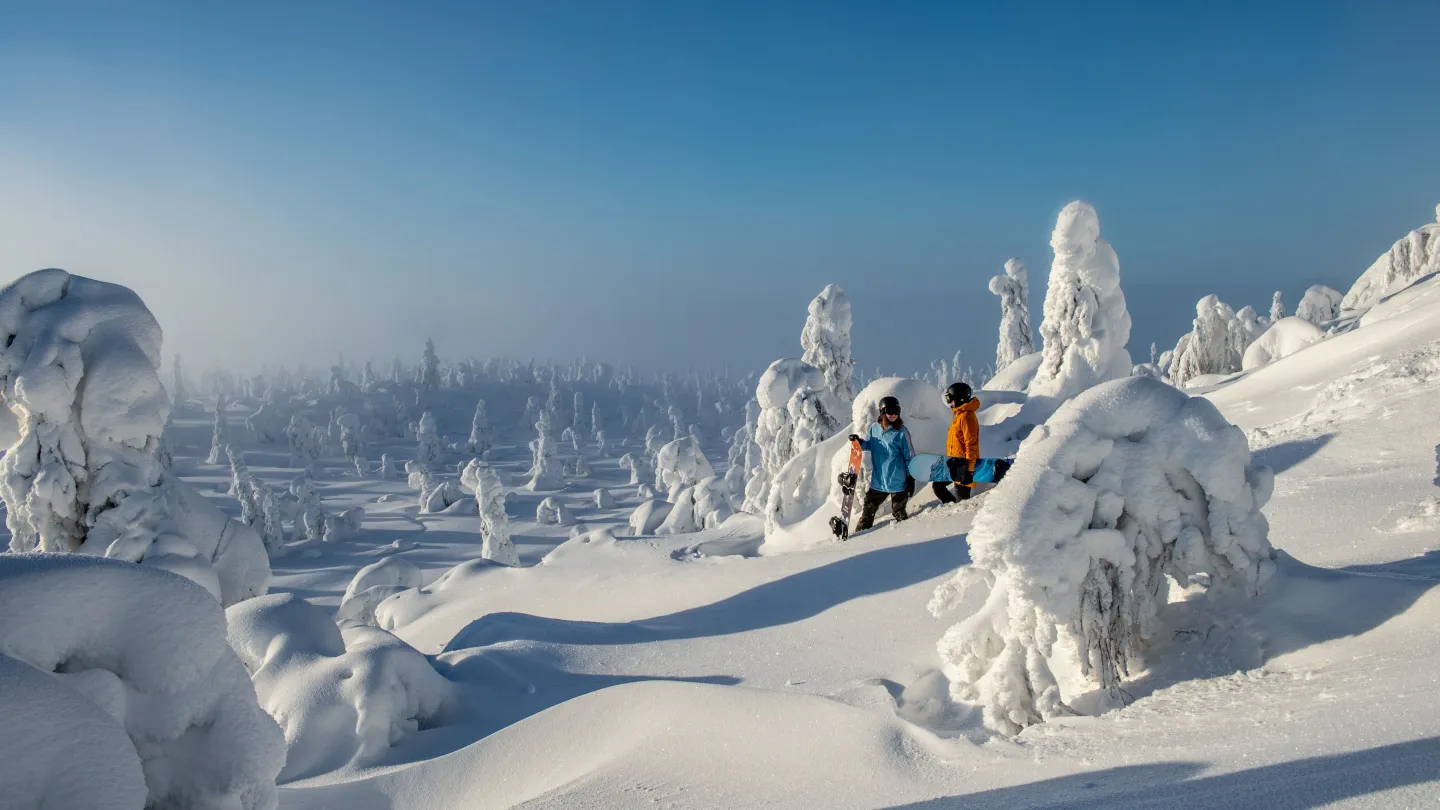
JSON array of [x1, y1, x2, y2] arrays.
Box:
[[850, 424, 873, 451], [902, 427, 916, 463], [963, 411, 980, 466]]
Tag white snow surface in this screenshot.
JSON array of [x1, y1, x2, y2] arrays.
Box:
[[1241, 316, 1326, 371]]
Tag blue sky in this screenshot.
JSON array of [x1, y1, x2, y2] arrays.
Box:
[[1, 1, 1437, 377]]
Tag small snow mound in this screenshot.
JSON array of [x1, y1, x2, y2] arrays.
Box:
[[536, 496, 574, 526], [1242, 316, 1326, 371], [339, 558, 424, 627]]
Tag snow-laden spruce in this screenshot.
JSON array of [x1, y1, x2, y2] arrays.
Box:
[[654, 436, 715, 500], [929, 376, 1275, 735], [1028, 202, 1133, 402], [1342, 204, 1440, 312], [170, 353, 189, 410], [207, 396, 230, 464], [286, 412, 322, 469], [0, 553, 285, 809], [227, 592, 452, 783], [467, 398, 491, 455], [0, 269, 270, 606], [1295, 284, 1342, 327], [1269, 290, 1285, 323], [1170, 295, 1240, 388], [526, 413, 564, 491], [418, 338, 441, 391], [743, 358, 826, 513], [415, 411, 443, 471], [462, 460, 518, 565], [799, 283, 857, 413], [989, 258, 1034, 372]]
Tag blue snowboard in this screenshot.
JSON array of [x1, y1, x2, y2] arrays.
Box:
[[908, 454, 1011, 484]]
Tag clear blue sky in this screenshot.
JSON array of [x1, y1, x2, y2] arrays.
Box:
[[1, 1, 1436, 377]]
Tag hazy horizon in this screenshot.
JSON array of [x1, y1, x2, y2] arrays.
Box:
[[2, 1, 1436, 379]]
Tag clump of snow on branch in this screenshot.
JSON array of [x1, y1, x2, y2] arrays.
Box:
[[930, 376, 1275, 735], [227, 592, 453, 783], [0, 269, 270, 606], [989, 258, 1034, 372], [1028, 202, 1133, 402], [0, 553, 285, 808], [1341, 204, 1440, 312]]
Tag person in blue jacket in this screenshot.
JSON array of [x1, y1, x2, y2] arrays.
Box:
[[848, 395, 916, 531]]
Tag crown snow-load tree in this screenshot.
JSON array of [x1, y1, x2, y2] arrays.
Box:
[[989, 258, 1034, 372], [1341, 203, 1440, 313], [419, 338, 441, 391], [929, 376, 1275, 736], [0, 269, 271, 607], [1027, 202, 1133, 405]]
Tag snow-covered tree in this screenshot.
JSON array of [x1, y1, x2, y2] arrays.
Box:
[[378, 453, 393, 480], [1028, 201, 1133, 402], [619, 452, 652, 485], [418, 338, 441, 391], [1269, 290, 1285, 323], [799, 283, 857, 413], [725, 399, 761, 501], [462, 460, 518, 565], [285, 413, 322, 470], [526, 417, 563, 491], [206, 396, 230, 464], [743, 359, 825, 514], [654, 437, 715, 500], [415, 411, 443, 471], [0, 269, 269, 606], [255, 480, 286, 554], [1341, 204, 1440, 312], [644, 425, 667, 458], [989, 258, 1034, 372], [929, 376, 1275, 735], [591, 402, 604, 442], [572, 391, 586, 439], [1295, 284, 1343, 327], [170, 354, 189, 410], [360, 361, 377, 391], [1231, 305, 1266, 357], [523, 395, 542, 429], [290, 474, 324, 543], [467, 399, 492, 455], [1170, 295, 1240, 388], [536, 496, 574, 526]]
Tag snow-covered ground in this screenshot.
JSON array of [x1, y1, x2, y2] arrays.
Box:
[[113, 279, 1437, 808]]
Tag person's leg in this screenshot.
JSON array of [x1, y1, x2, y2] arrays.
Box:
[[855, 488, 887, 531], [890, 489, 911, 521], [932, 481, 956, 504]]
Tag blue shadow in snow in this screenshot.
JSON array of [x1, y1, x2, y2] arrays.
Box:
[[1254, 433, 1334, 475], [887, 735, 1440, 809], [443, 534, 970, 652]]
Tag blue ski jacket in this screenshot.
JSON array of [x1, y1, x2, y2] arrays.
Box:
[[859, 422, 916, 493]]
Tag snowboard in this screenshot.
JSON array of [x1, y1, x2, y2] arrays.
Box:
[[908, 454, 1012, 485], [828, 441, 865, 540]]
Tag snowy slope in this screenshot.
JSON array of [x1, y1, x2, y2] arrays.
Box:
[[134, 281, 1440, 809]]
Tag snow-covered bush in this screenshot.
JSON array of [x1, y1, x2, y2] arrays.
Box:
[[323, 506, 365, 542], [659, 476, 735, 534], [461, 460, 517, 565], [526, 417, 564, 491], [0, 269, 270, 606], [207, 396, 230, 464], [414, 411, 443, 471], [337, 557, 422, 627], [799, 283, 857, 413], [1028, 202, 1133, 402], [1170, 295, 1240, 388], [743, 358, 825, 513], [1295, 284, 1343, 326], [644, 424, 667, 457], [654, 436, 716, 500], [1341, 204, 1440, 312], [290, 474, 324, 543], [637, 483, 658, 500], [536, 496, 574, 526], [467, 399, 491, 455], [0, 553, 285, 808], [227, 592, 453, 782], [930, 376, 1275, 735], [628, 499, 674, 536], [989, 258, 1034, 372], [595, 488, 616, 509], [618, 452, 651, 485], [257, 482, 286, 554], [285, 413, 322, 469], [1241, 316, 1325, 371], [566, 453, 591, 477], [1231, 304, 1266, 357], [338, 412, 364, 464]]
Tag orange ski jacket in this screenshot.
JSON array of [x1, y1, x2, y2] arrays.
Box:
[[946, 399, 980, 466]]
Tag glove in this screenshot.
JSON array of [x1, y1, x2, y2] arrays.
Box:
[[957, 466, 974, 486], [848, 434, 861, 444]]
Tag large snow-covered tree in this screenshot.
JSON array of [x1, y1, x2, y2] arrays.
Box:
[[799, 283, 857, 414], [462, 460, 518, 565], [929, 376, 1275, 735], [415, 411, 443, 471], [743, 359, 826, 514], [0, 269, 270, 606], [207, 395, 230, 464], [467, 399, 492, 455], [1028, 201, 1133, 402], [988, 258, 1034, 372], [418, 338, 441, 391]]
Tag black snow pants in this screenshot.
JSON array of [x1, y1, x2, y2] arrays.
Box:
[[931, 457, 974, 504], [855, 485, 912, 531]]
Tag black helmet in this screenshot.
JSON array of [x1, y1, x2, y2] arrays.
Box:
[[878, 396, 902, 416], [944, 382, 973, 405]]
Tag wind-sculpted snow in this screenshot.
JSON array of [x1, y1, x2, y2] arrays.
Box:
[[0, 554, 284, 809], [1242, 316, 1325, 371], [227, 592, 454, 783], [931, 376, 1275, 735], [0, 269, 270, 606]]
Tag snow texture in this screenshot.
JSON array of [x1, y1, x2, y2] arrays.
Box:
[[988, 258, 1034, 372], [0, 269, 270, 606], [1341, 204, 1440, 312], [1028, 202, 1133, 402], [931, 376, 1275, 734], [1242, 316, 1326, 371], [227, 592, 452, 782], [0, 553, 284, 809]]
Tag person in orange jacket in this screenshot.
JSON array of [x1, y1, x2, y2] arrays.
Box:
[[935, 382, 979, 503]]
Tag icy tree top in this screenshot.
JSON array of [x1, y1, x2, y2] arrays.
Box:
[[799, 283, 856, 410]]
